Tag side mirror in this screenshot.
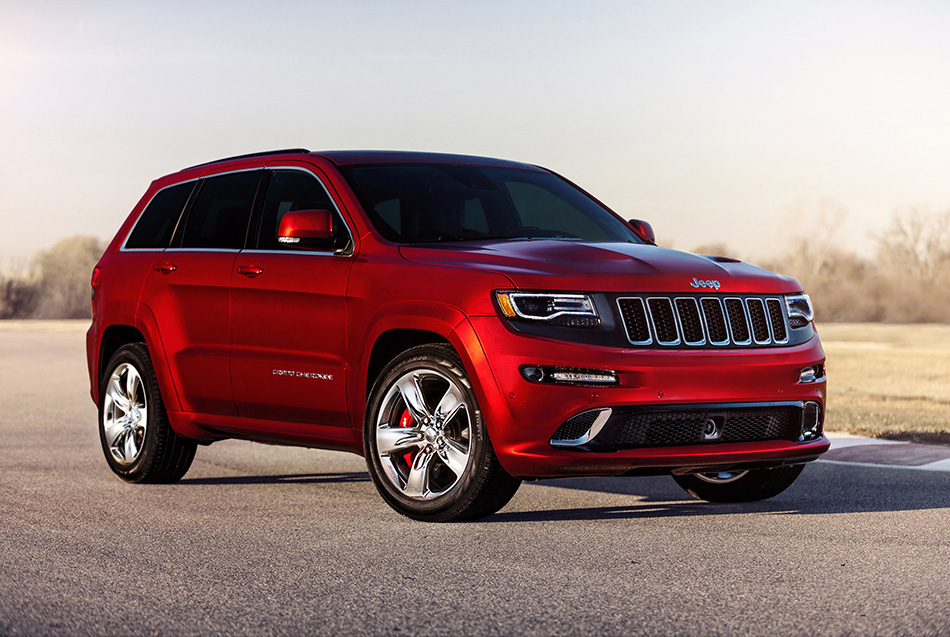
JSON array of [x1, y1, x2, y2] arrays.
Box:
[[627, 219, 656, 244], [278, 209, 334, 249]]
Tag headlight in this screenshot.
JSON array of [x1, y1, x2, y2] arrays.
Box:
[[495, 291, 600, 327], [785, 293, 814, 328]]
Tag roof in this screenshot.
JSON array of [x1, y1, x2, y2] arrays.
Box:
[[315, 150, 542, 170], [182, 149, 543, 172]]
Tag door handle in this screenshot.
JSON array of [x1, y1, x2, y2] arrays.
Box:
[[237, 265, 264, 277], [154, 263, 177, 274]]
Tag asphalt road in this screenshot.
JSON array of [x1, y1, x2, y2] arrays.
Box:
[[2, 323, 949, 636]]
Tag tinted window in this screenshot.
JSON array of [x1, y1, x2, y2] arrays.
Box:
[[338, 164, 640, 244], [256, 170, 349, 251], [181, 171, 261, 249], [125, 182, 194, 249]]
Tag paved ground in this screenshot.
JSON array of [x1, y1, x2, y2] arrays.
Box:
[[2, 322, 949, 635], [824, 433, 950, 470]]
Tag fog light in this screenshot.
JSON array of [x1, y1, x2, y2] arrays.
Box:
[[521, 366, 546, 382], [520, 365, 619, 386], [799, 364, 824, 384], [800, 401, 822, 441]]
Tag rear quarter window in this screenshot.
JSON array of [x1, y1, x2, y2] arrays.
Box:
[[125, 182, 194, 249]]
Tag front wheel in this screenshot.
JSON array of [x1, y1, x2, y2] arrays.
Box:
[[364, 344, 521, 522], [98, 343, 196, 483], [672, 465, 805, 503]]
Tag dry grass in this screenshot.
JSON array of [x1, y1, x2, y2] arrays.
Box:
[[820, 323, 950, 443]]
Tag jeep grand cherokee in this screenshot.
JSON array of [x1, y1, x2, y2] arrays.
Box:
[[87, 149, 828, 522]]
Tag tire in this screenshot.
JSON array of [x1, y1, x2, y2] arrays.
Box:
[[98, 343, 196, 483], [672, 465, 805, 503], [364, 344, 521, 522]]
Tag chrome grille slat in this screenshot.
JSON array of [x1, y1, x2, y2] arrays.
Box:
[[616, 297, 652, 345], [618, 295, 789, 348], [724, 298, 752, 345], [701, 297, 730, 345], [746, 298, 771, 344], [766, 299, 789, 343], [647, 298, 680, 345], [675, 298, 706, 345]]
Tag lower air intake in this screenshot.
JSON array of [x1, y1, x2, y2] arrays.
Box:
[[551, 411, 601, 442], [613, 407, 799, 447]]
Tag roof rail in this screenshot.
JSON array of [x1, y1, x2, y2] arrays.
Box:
[[183, 148, 311, 170]]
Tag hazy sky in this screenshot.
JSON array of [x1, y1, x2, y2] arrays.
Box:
[[2, 0, 949, 265]]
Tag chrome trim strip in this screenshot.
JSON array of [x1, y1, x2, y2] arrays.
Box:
[[550, 408, 613, 447], [263, 165, 356, 257], [674, 296, 706, 346], [615, 297, 653, 346], [163, 248, 241, 253], [724, 297, 752, 346], [646, 297, 681, 346], [700, 297, 731, 346], [746, 297, 772, 345], [240, 249, 342, 257], [766, 297, 790, 344], [119, 164, 356, 258]]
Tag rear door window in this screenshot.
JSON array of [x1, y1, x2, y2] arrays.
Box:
[[180, 171, 262, 249], [125, 182, 194, 249]]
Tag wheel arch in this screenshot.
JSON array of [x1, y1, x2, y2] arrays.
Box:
[[95, 305, 183, 413], [352, 306, 469, 443], [95, 324, 146, 402], [366, 329, 452, 400]]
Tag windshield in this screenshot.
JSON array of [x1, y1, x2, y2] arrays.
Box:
[[338, 164, 643, 244]]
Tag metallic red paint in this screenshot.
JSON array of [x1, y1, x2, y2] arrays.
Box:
[[87, 150, 828, 488], [277, 209, 334, 240]]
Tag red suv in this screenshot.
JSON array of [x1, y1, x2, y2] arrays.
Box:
[[87, 149, 828, 521]]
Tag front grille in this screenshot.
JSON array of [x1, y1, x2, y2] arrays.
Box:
[[613, 407, 799, 448], [617, 295, 790, 348]]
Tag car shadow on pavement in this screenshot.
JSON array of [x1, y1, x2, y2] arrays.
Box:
[[485, 461, 950, 523], [179, 471, 371, 486]]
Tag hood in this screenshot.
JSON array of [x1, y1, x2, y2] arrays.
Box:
[[399, 240, 801, 294]]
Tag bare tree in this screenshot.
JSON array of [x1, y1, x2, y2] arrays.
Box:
[[876, 208, 950, 283], [775, 197, 849, 279]]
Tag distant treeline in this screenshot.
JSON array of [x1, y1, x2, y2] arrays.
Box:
[[0, 236, 105, 319], [699, 204, 950, 323], [2, 207, 949, 322]]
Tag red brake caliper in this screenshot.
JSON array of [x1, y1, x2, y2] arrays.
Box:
[[399, 409, 415, 467]]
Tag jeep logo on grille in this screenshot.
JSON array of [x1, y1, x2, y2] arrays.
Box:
[[690, 277, 721, 290]]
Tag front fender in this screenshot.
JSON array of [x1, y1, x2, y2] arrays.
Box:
[[350, 301, 468, 438]]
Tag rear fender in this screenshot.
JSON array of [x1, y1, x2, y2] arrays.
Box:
[[133, 304, 184, 413]]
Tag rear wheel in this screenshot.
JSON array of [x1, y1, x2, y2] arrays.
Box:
[[364, 344, 521, 522], [98, 343, 196, 483], [672, 465, 805, 503]]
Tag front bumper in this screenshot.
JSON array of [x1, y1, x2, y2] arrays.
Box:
[[464, 316, 829, 479]]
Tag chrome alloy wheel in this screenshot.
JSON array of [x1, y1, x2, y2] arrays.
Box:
[[102, 363, 148, 466], [694, 470, 750, 484], [375, 369, 472, 500]]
